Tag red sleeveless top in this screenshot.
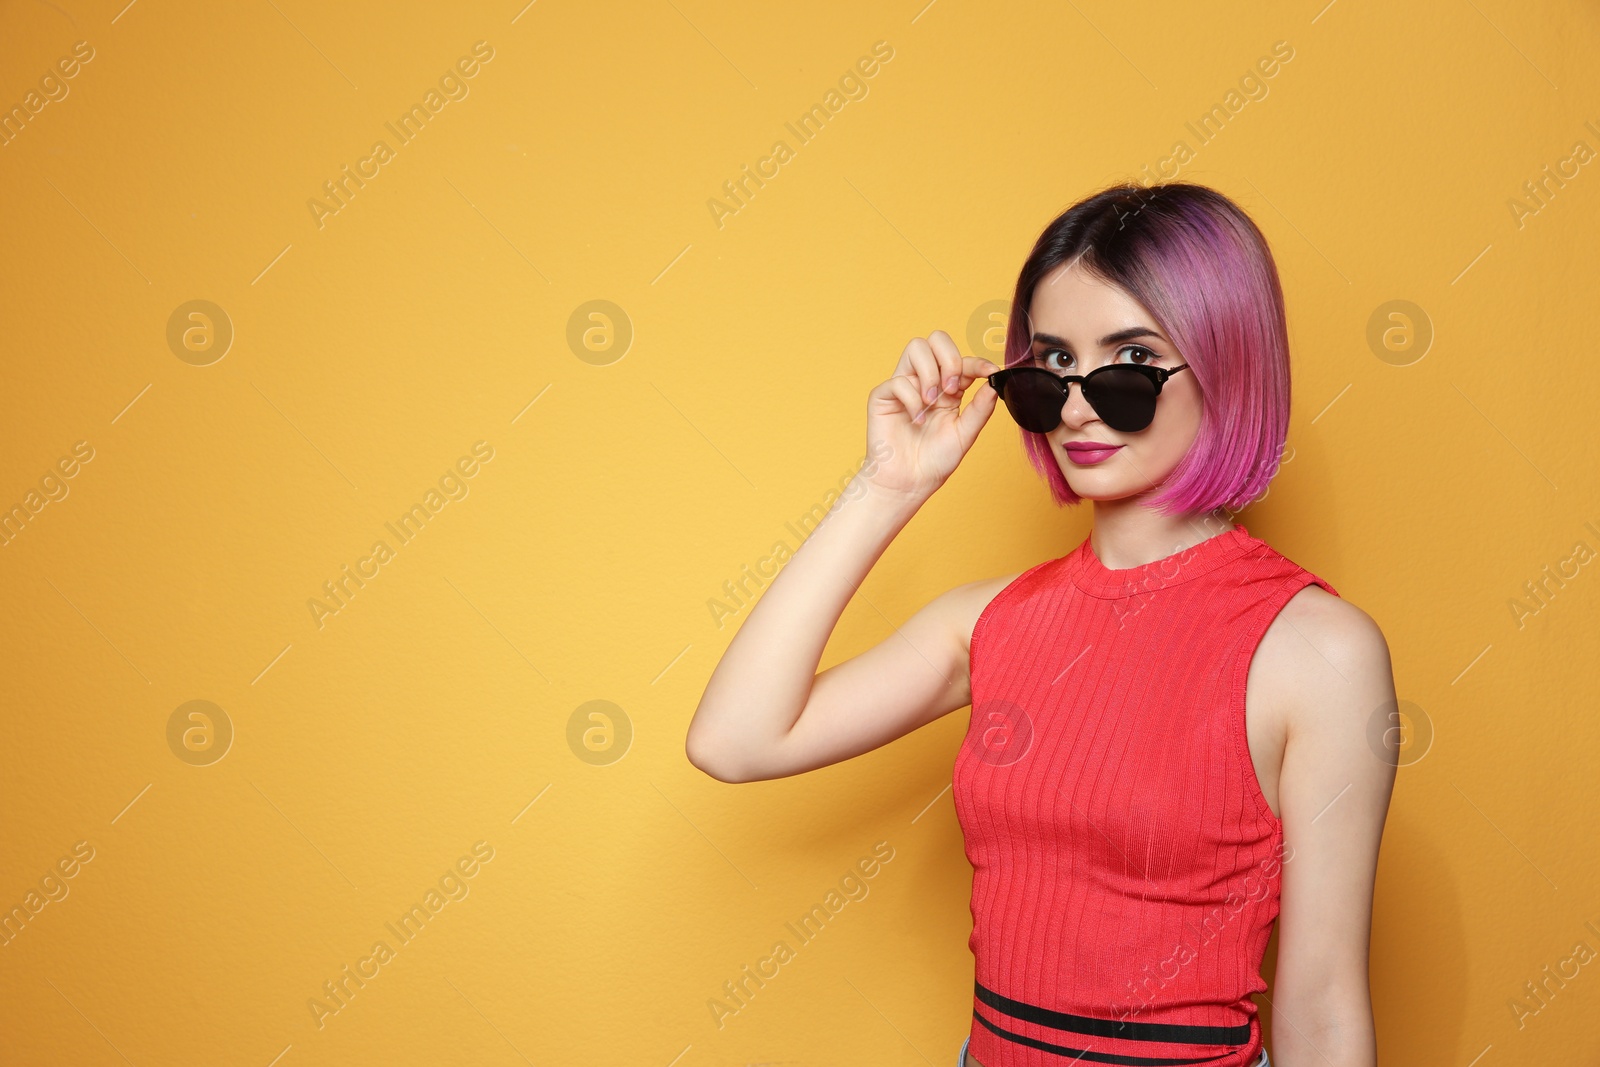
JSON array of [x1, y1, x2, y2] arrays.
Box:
[[954, 522, 1338, 1067]]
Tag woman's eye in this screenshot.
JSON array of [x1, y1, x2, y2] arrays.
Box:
[[1036, 345, 1158, 370]]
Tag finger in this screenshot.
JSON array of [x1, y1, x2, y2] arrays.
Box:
[[928, 330, 965, 394], [891, 336, 922, 379], [867, 373, 901, 402], [884, 374, 930, 422], [892, 336, 933, 387], [903, 337, 943, 406], [957, 373, 1000, 440], [869, 373, 919, 416], [868, 372, 923, 414], [949, 358, 1002, 405], [957, 355, 1002, 383]]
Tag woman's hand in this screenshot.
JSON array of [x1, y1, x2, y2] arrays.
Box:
[[862, 330, 1002, 502], [688, 329, 1005, 785]]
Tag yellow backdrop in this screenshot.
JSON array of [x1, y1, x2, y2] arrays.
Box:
[[3, 0, 1598, 1063]]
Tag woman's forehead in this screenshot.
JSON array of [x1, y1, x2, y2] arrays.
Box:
[[1027, 277, 1162, 346]]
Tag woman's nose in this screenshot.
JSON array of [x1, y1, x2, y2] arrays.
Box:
[[1058, 380, 1096, 425]]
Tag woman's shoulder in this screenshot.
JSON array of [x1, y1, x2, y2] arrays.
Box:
[[926, 569, 1029, 657], [1274, 585, 1390, 668], [1238, 527, 1379, 650], [1255, 583, 1393, 726]]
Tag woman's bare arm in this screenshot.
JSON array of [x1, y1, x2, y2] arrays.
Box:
[[1269, 592, 1397, 1067], [686, 331, 1001, 784]]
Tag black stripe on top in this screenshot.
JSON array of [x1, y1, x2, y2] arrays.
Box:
[[975, 981, 1251, 1046], [972, 1008, 1238, 1066]]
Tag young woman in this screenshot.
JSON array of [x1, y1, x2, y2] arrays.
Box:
[[687, 183, 1396, 1067]]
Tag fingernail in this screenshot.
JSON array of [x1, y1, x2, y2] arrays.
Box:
[[944, 376, 960, 392], [923, 385, 938, 403]]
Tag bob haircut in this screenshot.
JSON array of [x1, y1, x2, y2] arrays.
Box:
[[1004, 181, 1292, 517]]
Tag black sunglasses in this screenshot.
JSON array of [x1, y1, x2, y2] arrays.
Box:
[[987, 362, 1190, 433]]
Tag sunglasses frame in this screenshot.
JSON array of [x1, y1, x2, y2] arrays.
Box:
[[987, 362, 1190, 433]]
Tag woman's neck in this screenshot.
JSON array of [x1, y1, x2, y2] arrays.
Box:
[[1086, 499, 1237, 570]]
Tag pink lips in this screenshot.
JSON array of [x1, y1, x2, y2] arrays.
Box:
[[1062, 442, 1122, 465]]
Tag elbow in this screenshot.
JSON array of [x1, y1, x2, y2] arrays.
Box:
[[684, 727, 753, 784]]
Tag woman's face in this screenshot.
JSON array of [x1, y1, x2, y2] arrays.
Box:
[[1025, 260, 1203, 502]]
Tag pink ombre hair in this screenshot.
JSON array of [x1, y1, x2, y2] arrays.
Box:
[[1005, 182, 1292, 517]]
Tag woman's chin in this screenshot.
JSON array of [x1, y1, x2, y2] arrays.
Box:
[[1059, 472, 1162, 502]]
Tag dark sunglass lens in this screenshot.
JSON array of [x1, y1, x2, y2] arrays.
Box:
[[999, 370, 1065, 433], [1085, 367, 1159, 432]]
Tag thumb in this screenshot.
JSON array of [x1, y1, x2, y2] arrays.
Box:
[[956, 379, 1000, 444]]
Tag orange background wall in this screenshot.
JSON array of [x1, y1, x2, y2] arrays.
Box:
[[2, 1, 1598, 1064]]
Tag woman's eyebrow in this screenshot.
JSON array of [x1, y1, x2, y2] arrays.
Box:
[[1031, 326, 1168, 347]]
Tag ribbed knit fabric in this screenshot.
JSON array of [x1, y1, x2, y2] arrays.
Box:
[[953, 522, 1338, 1067]]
